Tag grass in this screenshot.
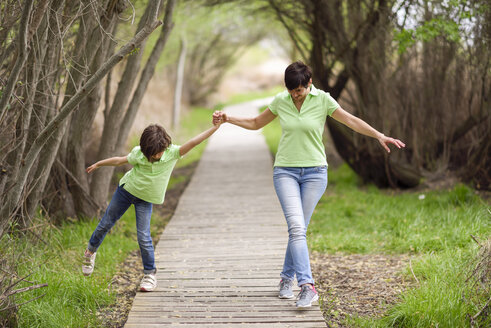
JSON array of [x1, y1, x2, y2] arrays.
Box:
[[5, 106, 214, 328], [313, 167, 490, 327], [9, 213, 139, 327], [309, 167, 489, 254], [261, 113, 491, 327], [346, 246, 490, 328]]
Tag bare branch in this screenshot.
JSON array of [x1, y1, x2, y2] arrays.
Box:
[[3, 283, 48, 298], [0, 0, 34, 123]]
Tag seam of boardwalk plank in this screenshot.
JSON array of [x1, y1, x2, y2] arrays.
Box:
[[125, 99, 327, 327]]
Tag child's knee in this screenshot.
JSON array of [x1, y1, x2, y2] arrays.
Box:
[[137, 231, 152, 243]]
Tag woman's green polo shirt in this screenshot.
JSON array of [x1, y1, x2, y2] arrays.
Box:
[[268, 85, 339, 167], [119, 144, 181, 204]]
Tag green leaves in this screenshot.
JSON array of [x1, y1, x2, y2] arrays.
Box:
[[395, 18, 461, 54], [394, 0, 487, 54]]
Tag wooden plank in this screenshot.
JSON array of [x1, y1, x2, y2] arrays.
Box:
[[125, 317, 326, 323], [130, 306, 318, 312], [125, 323, 326, 328]]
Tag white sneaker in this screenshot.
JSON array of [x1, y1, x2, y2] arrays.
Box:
[[82, 250, 96, 276], [139, 273, 157, 292]]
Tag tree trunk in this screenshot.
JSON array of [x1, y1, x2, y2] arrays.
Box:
[[66, 11, 121, 218], [318, 0, 422, 188], [24, 0, 66, 218], [23, 0, 98, 220], [172, 36, 186, 129], [117, 0, 177, 153], [6, 12, 48, 194], [0, 0, 33, 123]]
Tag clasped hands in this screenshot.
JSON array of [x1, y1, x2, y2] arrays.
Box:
[[213, 111, 227, 126]]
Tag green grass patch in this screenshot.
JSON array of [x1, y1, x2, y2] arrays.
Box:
[[348, 245, 490, 328], [309, 167, 488, 254], [10, 210, 142, 327], [320, 173, 490, 327], [261, 121, 491, 327]]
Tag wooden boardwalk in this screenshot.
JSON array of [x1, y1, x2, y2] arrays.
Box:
[[125, 100, 327, 327]]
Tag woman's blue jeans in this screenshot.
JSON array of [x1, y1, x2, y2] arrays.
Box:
[[87, 184, 156, 274], [273, 166, 327, 286]]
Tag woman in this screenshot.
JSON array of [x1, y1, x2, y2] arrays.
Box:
[[213, 61, 405, 308]]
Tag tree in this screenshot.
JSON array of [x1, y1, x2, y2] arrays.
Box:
[[0, 0, 167, 236]]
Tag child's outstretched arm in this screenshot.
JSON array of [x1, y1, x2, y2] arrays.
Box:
[[212, 109, 276, 130], [179, 124, 220, 157], [86, 156, 128, 173]]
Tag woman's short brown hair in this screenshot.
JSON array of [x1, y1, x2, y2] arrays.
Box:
[[284, 61, 312, 90], [140, 124, 172, 162]]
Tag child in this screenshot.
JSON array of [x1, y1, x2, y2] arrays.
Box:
[[82, 122, 221, 291]]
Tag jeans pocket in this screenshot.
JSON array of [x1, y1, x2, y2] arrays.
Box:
[[315, 165, 327, 173], [273, 166, 287, 176]]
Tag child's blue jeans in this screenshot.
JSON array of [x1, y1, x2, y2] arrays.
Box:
[[273, 166, 327, 286], [87, 184, 156, 274]]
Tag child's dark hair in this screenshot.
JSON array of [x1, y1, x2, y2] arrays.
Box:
[[284, 61, 312, 90], [140, 124, 172, 162]]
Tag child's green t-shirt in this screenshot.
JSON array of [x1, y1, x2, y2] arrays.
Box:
[[119, 144, 181, 204]]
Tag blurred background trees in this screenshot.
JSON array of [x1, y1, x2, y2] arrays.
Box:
[[208, 0, 490, 190], [0, 0, 489, 235]]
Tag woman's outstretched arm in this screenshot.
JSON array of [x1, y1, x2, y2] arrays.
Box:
[[331, 107, 405, 153], [213, 108, 276, 130]]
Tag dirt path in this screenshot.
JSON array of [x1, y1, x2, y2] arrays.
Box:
[[312, 252, 410, 327]]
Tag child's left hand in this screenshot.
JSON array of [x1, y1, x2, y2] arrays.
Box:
[[86, 163, 98, 173]]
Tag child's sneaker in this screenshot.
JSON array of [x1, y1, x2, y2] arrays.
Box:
[[296, 284, 319, 308], [82, 250, 96, 276], [139, 273, 157, 292]]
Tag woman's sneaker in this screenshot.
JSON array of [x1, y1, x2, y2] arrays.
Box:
[[139, 273, 157, 292], [82, 250, 96, 276], [278, 279, 294, 299], [296, 284, 319, 308]]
